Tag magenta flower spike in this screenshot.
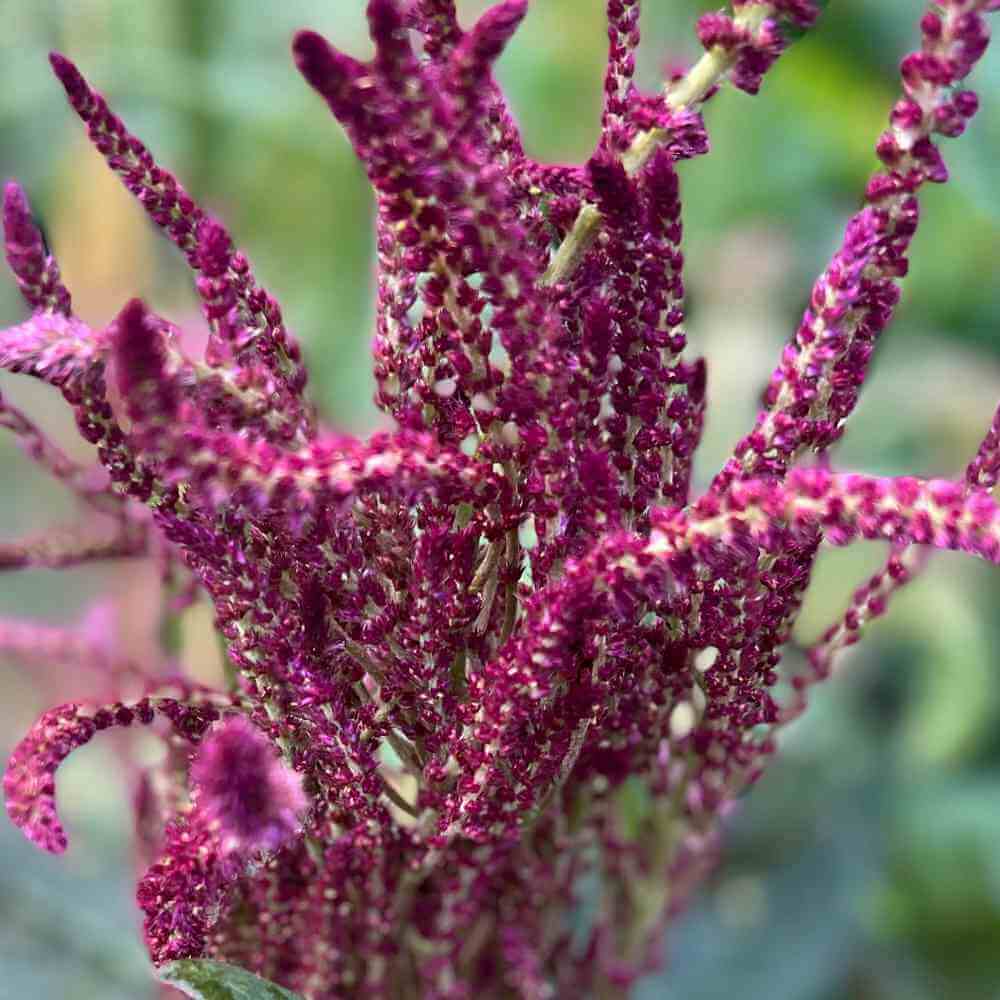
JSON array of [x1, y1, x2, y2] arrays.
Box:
[[3, 181, 72, 315], [2, 1, 1000, 996]]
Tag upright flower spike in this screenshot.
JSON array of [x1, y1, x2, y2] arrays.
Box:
[[703, 0, 1000, 735], [966, 401, 1000, 490], [545, 0, 823, 286], [407, 1, 463, 60], [47, 52, 205, 256], [112, 298, 179, 433], [602, 0, 642, 154], [47, 52, 312, 443], [2, 182, 72, 315], [2, 2, 1000, 996], [725, 0, 996, 486], [297, 2, 542, 457]]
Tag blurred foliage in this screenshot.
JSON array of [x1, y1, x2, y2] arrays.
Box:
[[1, 2, 999, 998]]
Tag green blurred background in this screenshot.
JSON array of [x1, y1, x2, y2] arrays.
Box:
[[2, 2, 1000, 997]]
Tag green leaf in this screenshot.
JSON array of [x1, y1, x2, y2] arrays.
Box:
[[157, 960, 304, 1000]]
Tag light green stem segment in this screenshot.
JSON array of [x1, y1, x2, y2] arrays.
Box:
[[541, 4, 774, 288]]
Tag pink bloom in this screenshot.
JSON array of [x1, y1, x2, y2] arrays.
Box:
[[191, 716, 306, 856]]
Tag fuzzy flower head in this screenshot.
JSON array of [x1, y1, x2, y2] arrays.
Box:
[[190, 716, 306, 856]]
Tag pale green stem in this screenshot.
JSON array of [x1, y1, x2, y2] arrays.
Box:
[[541, 4, 774, 288]]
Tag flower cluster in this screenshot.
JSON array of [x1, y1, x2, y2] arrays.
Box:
[[3, 1, 1000, 997]]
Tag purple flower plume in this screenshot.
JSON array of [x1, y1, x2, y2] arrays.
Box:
[[2, 1, 1000, 997], [191, 716, 306, 855]]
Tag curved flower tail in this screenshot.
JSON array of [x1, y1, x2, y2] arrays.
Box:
[[4, 691, 225, 854], [46, 52, 311, 441], [0, 387, 122, 510], [2, 181, 72, 315]]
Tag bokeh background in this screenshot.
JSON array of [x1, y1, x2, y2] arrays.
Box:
[[2, 1, 1000, 997]]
